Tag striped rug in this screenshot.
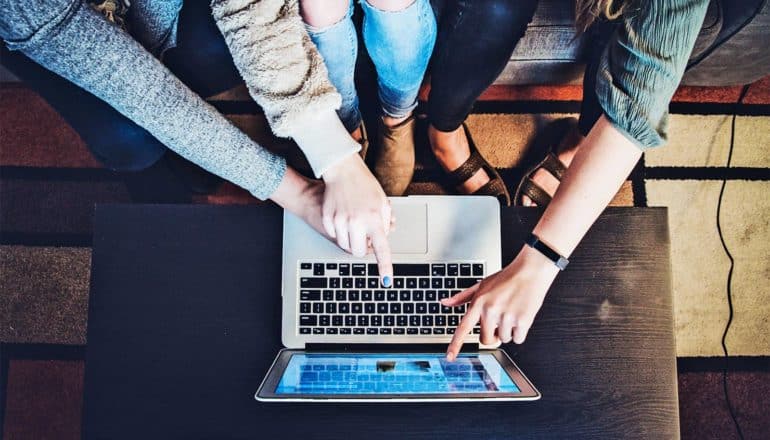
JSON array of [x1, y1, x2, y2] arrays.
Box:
[[1, 78, 769, 438]]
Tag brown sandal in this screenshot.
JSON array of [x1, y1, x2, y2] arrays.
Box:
[[443, 123, 511, 206], [514, 118, 577, 207]]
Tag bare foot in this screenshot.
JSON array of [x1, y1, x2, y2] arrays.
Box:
[[428, 124, 491, 194], [521, 125, 584, 206]]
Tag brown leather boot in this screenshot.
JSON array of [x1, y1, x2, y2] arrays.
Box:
[[373, 116, 416, 196]]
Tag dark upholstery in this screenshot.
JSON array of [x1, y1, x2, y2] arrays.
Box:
[[496, 0, 770, 86]]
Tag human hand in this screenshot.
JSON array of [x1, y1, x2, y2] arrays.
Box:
[[321, 154, 394, 286], [443, 245, 561, 361], [269, 166, 331, 238]]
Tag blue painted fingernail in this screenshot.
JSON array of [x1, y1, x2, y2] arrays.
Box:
[[382, 275, 392, 287]]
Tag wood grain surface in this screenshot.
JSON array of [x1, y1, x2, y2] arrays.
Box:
[[83, 205, 676, 439]]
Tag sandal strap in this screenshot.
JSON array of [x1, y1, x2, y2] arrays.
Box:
[[541, 152, 567, 180], [520, 178, 552, 206], [473, 177, 511, 205], [440, 123, 511, 205], [445, 147, 486, 188]]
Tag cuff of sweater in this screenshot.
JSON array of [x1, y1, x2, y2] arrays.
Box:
[[287, 110, 361, 178], [248, 154, 287, 201]]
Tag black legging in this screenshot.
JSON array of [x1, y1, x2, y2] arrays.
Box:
[[427, 0, 538, 132]]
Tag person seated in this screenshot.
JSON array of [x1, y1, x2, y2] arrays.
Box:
[[0, 0, 395, 282], [442, 0, 710, 359]]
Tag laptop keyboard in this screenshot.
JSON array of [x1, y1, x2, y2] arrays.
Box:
[[298, 262, 483, 336]]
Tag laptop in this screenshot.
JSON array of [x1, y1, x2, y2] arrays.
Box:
[[256, 196, 540, 402]]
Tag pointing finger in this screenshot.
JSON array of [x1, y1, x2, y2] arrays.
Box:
[[446, 302, 483, 361], [370, 228, 393, 288], [440, 283, 479, 307]]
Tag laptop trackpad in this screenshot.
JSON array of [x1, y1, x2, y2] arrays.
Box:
[[389, 203, 428, 254]]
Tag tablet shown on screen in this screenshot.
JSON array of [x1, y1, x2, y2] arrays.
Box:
[[256, 349, 540, 402]]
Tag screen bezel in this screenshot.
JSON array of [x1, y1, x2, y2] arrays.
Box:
[[255, 348, 540, 402]]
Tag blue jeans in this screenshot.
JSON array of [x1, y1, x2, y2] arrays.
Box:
[[305, 0, 437, 133]]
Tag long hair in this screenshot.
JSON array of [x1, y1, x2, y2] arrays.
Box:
[[574, 0, 626, 33]]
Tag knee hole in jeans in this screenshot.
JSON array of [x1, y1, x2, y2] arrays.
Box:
[[363, 0, 416, 13], [301, 0, 351, 29]]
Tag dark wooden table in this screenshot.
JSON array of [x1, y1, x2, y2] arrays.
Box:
[[83, 204, 677, 439]]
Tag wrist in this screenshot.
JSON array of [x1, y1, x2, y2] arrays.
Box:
[[511, 244, 561, 279], [269, 167, 312, 213], [289, 110, 361, 178], [322, 153, 365, 183], [525, 232, 570, 271]]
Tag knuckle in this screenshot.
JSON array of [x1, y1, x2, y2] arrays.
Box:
[[480, 335, 496, 345], [517, 315, 533, 328]]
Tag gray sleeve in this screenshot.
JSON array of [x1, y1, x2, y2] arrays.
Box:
[[0, 0, 286, 200], [595, 0, 709, 148]]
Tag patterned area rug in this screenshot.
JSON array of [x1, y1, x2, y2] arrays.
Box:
[[1, 78, 769, 438]]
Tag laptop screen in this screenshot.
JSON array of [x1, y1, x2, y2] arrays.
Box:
[[274, 353, 520, 395]]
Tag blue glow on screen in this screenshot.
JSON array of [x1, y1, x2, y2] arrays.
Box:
[[275, 353, 520, 395]]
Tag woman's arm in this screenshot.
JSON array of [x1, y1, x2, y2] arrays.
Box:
[[443, 0, 710, 359], [0, 0, 394, 279], [1, 0, 285, 200], [212, 0, 394, 281], [444, 116, 640, 360]]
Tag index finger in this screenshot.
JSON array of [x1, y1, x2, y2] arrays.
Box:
[[446, 302, 483, 361], [369, 227, 393, 288]]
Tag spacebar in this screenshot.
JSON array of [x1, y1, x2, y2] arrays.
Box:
[[392, 264, 430, 276]]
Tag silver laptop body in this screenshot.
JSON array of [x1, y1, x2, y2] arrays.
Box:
[[281, 195, 501, 349]]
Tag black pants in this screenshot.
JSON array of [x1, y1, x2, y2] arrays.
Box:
[[427, 0, 539, 132]]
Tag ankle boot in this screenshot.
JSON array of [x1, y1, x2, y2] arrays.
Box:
[[372, 116, 416, 196]]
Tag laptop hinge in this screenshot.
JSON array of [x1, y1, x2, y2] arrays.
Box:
[[305, 343, 480, 353]]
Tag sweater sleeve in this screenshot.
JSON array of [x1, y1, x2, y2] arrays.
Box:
[[595, 0, 709, 148], [0, 0, 286, 200], [211, 0, 360, 178]]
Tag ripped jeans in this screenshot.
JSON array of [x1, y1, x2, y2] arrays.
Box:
[[304, 0, 437, 132]]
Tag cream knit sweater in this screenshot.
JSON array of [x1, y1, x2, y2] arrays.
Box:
[[211, 0, 360, 176]]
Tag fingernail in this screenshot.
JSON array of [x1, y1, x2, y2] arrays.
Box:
[[382, 275, 392, 288]]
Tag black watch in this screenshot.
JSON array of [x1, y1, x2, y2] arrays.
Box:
[[525, 233, 569, 271]]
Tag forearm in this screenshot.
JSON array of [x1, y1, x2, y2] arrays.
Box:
[[532, 115, 642, 256], [2, 1, 286, 199], [212, 0, 359, 177]]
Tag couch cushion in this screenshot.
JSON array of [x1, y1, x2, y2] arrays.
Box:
[[498, 0, 724, 85], [500, 0, 584, 84], [688, 0, 723, 62], [683, 0, 770, 85]]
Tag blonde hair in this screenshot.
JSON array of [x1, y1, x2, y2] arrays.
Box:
[[574, 0, 626, 33]]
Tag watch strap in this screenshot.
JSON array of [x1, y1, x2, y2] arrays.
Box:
[[525, 233, 569, 271]]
